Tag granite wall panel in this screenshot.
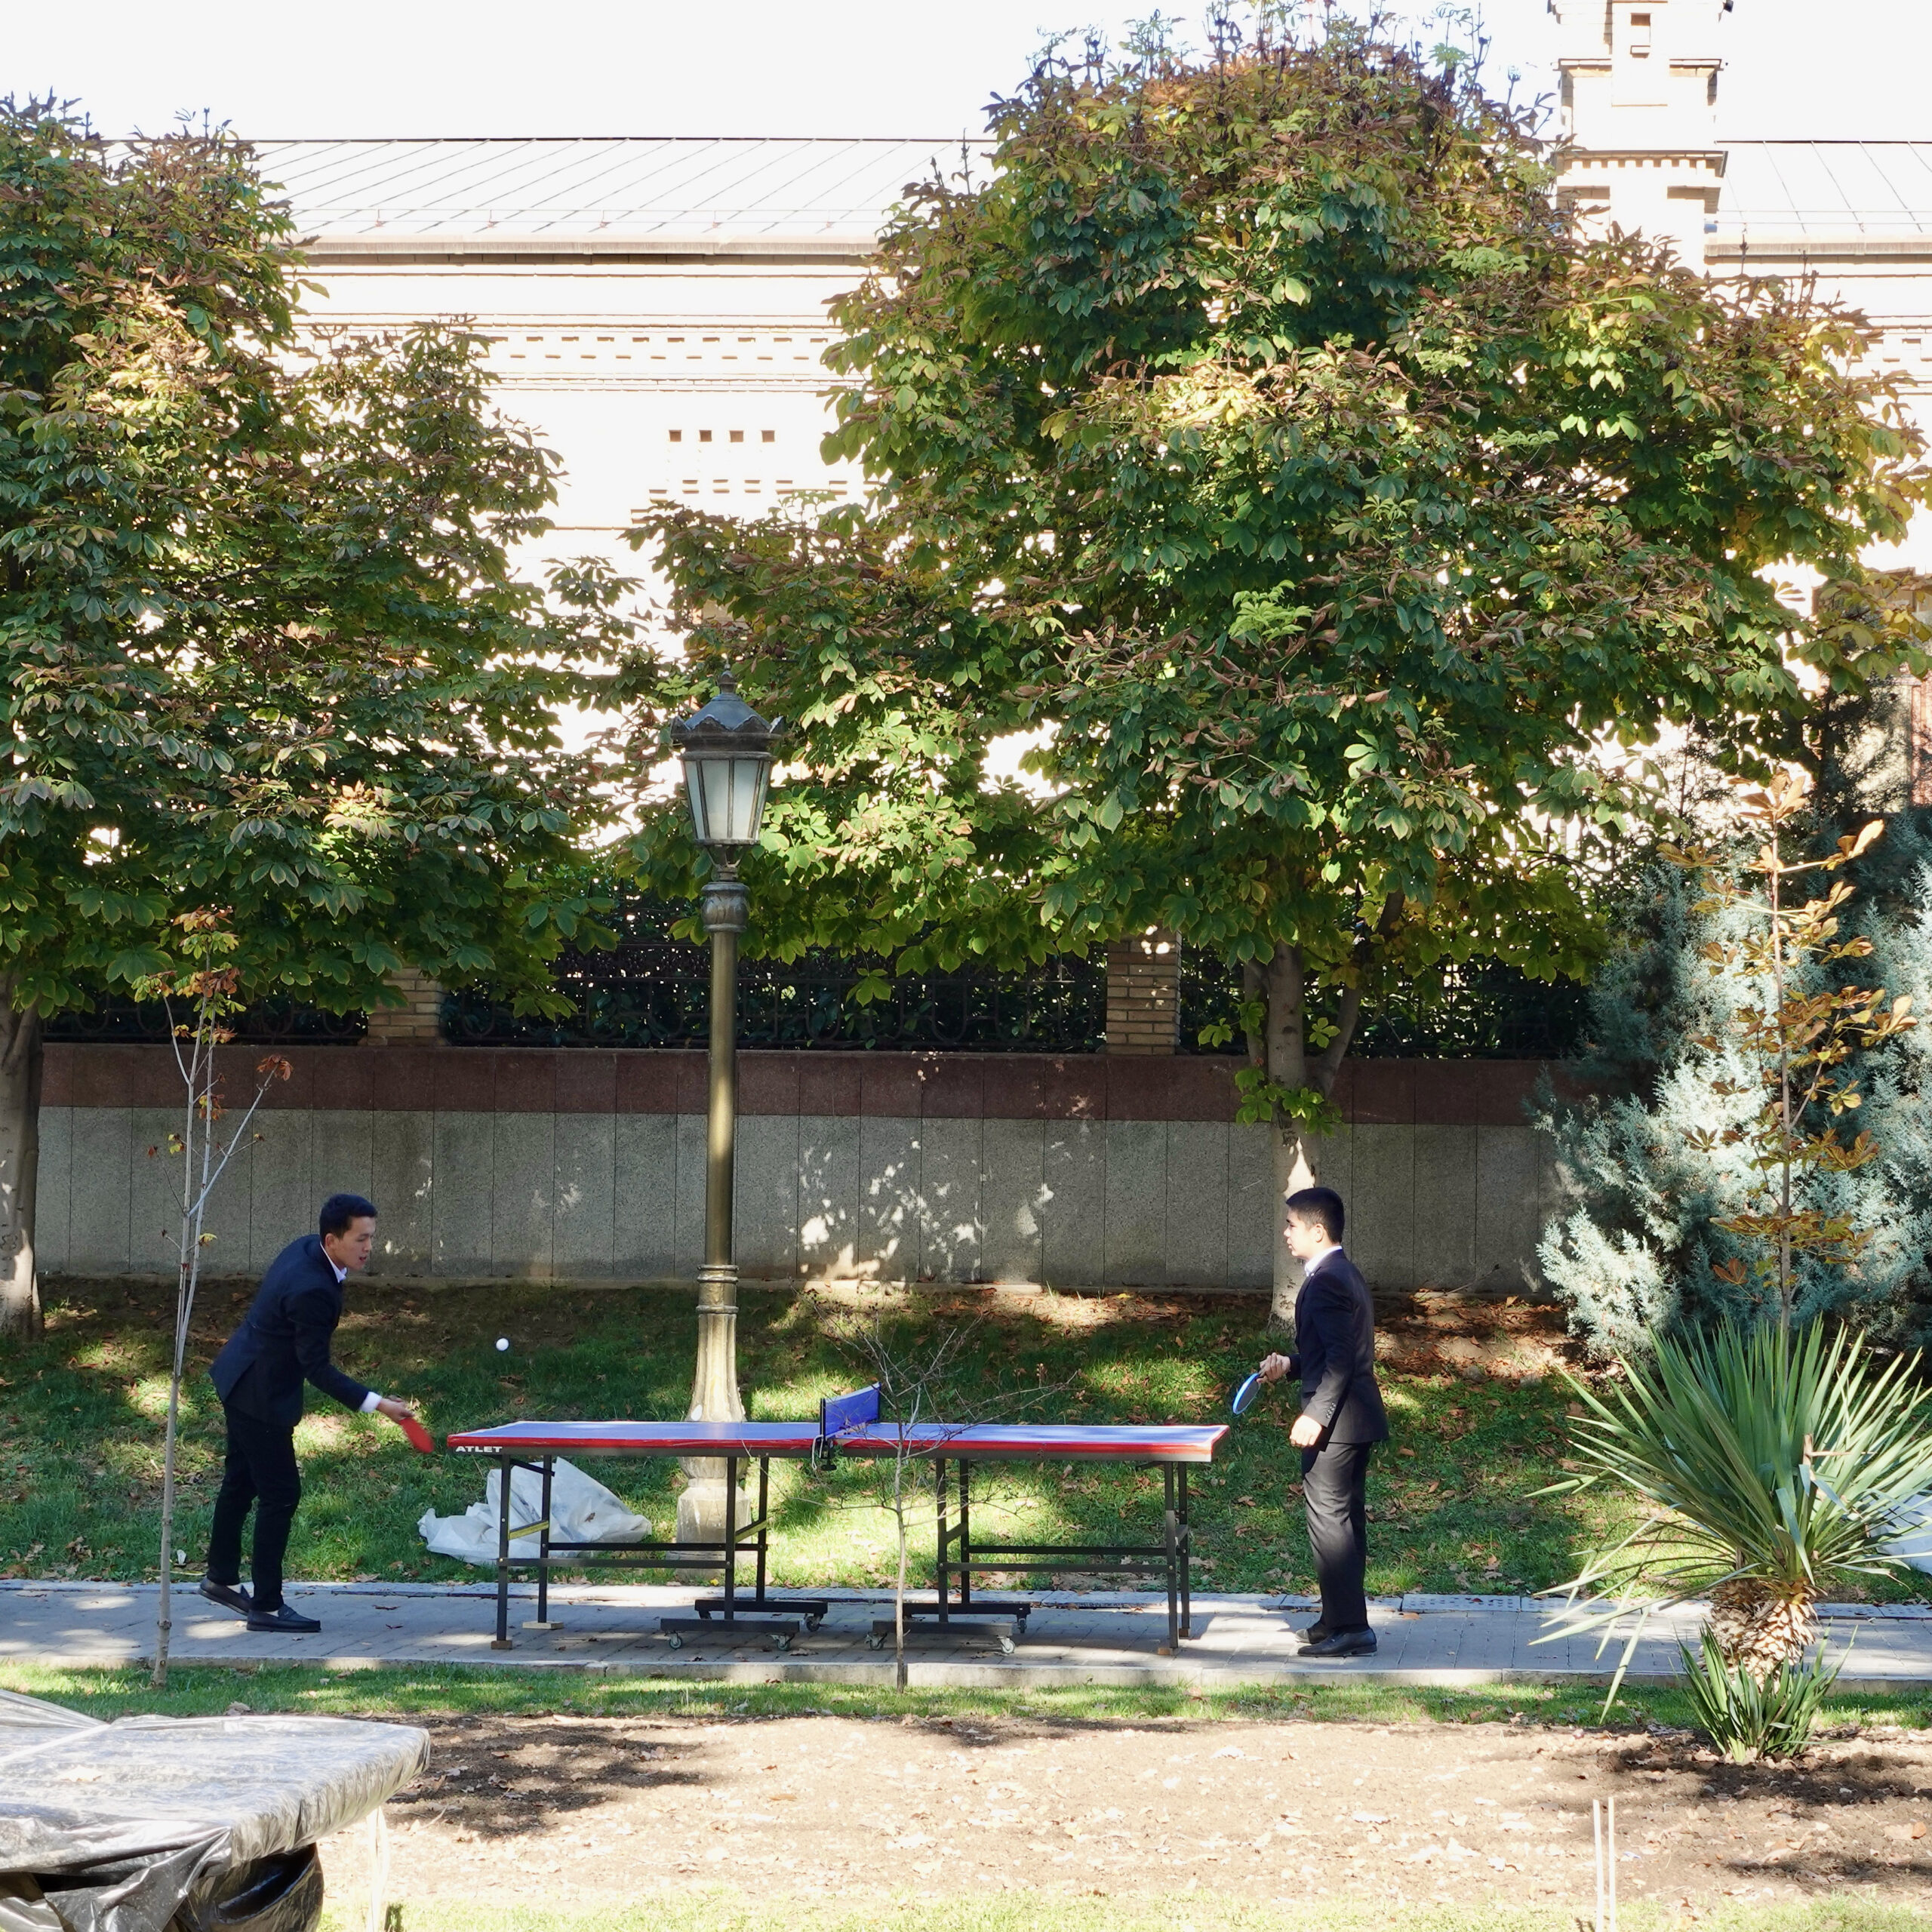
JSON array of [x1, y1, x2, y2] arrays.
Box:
[[1040, 1120, 1106, 1287], [917, 1115, 983, 1283], [35, 1052, 1564, 1291], [35, 1106, 71, 1275], [980, 1117, 1047, 1284], [613, 1113, 678, 1279]]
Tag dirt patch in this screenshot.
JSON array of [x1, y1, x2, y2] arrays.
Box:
[[315, 1711, 1932, 1911], [1377, 1291, 1573, 1383]]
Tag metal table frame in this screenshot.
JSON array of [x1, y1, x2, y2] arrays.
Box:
[[450, 1428, 829, 1651], [827, 1445, 1196, 1654], [448, 1405, 1223, 1657]]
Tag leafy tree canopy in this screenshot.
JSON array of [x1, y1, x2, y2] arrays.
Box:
[[0, 102, 631, 1328], [622, 14, 1927, 1304], [1, 100, 631, 1014]]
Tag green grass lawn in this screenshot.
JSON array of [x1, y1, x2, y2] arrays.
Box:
[[10, 1659, 1932, 1737], [2, 1275, 1920, 1604]]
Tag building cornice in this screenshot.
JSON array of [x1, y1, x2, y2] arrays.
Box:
[[1709, 238, 1932, 263], [1558, 148, 1728, 171], [297, 233, 879, 269]]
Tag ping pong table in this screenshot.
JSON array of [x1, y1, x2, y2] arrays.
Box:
[[448, 1390, 1226, 1654]]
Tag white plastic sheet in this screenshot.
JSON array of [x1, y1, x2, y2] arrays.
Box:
[[0, 1690, 426, 1932], [417, 1455, 651, 1564], [1884, 1503, 1932, 1572]]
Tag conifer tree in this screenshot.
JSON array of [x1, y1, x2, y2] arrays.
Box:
[[1540, 697, 1932, 1354]]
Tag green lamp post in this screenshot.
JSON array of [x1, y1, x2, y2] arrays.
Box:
[[665, 672, 781, 1551]]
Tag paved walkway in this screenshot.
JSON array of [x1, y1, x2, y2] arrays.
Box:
[[6, 1580, 1932, 1689]]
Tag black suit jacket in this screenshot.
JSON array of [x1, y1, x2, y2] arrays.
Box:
[[209, 1235, 371, 1429], [1287, 1247, 1389, 1444]]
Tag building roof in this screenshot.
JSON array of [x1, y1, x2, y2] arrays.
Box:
[[1716, 140, 1932, 245], [257, 137, 977, 257], [258, 134, 1932, 263]]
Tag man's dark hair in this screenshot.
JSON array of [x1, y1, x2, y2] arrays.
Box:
[[1284, 1186, 1345, 1244], [319, 1193, 378, 1239]]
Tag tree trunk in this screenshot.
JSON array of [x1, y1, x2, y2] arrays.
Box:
[[0, 985, 42, 1340], [1251, 901, 1400, 1331]]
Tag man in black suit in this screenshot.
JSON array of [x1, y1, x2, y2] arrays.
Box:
[[201, 1193, 417, 1633], [1257, 1185, 1388, 1659]]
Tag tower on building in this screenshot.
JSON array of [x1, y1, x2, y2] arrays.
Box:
[[1549, 0, 1734, 268]]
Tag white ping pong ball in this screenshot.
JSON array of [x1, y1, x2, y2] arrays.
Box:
[[495, 1337, 509, 1352]]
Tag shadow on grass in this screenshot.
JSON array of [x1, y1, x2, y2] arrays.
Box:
[[3, 1278, 1669, 1603]]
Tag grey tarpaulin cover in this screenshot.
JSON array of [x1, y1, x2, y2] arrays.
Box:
[[0, 1688, 427, 1932]]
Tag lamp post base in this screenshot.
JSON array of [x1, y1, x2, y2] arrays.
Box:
[[675, 1475, 755, 1583]]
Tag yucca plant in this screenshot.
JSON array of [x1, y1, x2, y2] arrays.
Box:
[[1540, 1319, 1932, 1697], [1678, 1625, 1846, 1761]]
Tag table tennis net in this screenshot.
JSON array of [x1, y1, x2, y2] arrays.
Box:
[[819, 1383, 881, 1437]]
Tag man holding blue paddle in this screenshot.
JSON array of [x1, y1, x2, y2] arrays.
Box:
[[1247, 1186, 1387, 1658]]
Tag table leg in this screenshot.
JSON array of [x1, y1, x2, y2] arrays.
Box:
[[959, 1460, 973, 1610], [537, 1457, 554, 1626], [755, 1457, 770, 1606], [493, 1454, 512, 1650], [1178, 1465, 1192, 1639], [934, 1457, 949, 1627], [723, 1454, 739, 1620], [1162, 1465, 1180, 1652]]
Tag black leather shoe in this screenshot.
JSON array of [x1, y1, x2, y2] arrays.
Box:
[[1301, 1627, 1377, 1659], [198, 1578, 252, 1618], [246, 1604, 321, 1634], [1297, 1620, 1331, 1648]]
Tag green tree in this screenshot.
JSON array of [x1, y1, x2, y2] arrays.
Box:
[[621, 17, 1927, 1318], [0, 103, 629, 1334], [1538, 702, 1932, 1355]]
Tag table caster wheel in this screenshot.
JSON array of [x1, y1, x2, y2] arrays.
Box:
[[805, 1615, 823, 1631], [999, 1637, 1016, 1655], [666, 1634, 684, 1650], [867, 1634, 884, 1650]]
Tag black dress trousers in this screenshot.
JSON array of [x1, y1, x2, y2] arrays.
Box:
[[1301, 1438, 1374, 1632], [205, 1405, 303, 1613]]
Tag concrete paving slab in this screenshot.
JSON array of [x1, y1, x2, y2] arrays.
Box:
[[6, 1581, 1930, 1691]]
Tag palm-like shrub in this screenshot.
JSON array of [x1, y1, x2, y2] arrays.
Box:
[[1678, 1626, 1846, 1761], [1545, 1320, 1932, 1683]]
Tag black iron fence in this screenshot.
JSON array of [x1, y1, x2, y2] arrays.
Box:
[[45, 997, 367, 1045], [445, 901, 1107, 1053], [1177, 951, 1586, 1061], [44, 900, 1583, 1060]]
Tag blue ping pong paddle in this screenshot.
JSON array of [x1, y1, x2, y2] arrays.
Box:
[[1232, 1372, 1267, 1416]]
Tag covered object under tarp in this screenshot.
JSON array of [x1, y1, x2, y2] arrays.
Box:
[[0, 1689, 427, 1932]]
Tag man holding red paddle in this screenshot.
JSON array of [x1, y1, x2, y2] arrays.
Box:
[[201, 1193, 423, 1633]]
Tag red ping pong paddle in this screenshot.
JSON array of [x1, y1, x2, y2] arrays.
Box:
[[398, 1413, 436, 1454]]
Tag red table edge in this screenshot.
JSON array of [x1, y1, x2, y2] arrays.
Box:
[[445, 1424, 824, 1454], [445, 1421, 1228, 1462]]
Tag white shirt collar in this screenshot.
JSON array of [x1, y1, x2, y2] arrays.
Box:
[[322, 1247, 347, 1284]]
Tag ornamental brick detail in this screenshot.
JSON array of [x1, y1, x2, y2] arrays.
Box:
[[361, 968, 445, 1048], [1104, 931, 1179, 1057]]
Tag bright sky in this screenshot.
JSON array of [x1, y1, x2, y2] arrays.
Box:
[[5, 0, 1927, 145]]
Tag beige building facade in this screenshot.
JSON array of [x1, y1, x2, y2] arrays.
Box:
[[1549, 0, 1932, 578], [266, 138, 946, 591], [268, 24, 1932, 574]]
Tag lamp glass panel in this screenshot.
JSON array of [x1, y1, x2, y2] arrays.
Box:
[[681, 761, 710, 844], [697, 757, 736, 846], [728, 755, 769, 844]]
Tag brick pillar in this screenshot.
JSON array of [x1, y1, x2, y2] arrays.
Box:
[[1104, 929, 1180, 1054], [361, 968, 445, 1048]]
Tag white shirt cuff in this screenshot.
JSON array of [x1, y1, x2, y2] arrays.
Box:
[[360, 1392, 383, 1414]]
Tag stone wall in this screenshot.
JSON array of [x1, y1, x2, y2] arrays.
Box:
[[34, 1047, 1568, 1294]]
